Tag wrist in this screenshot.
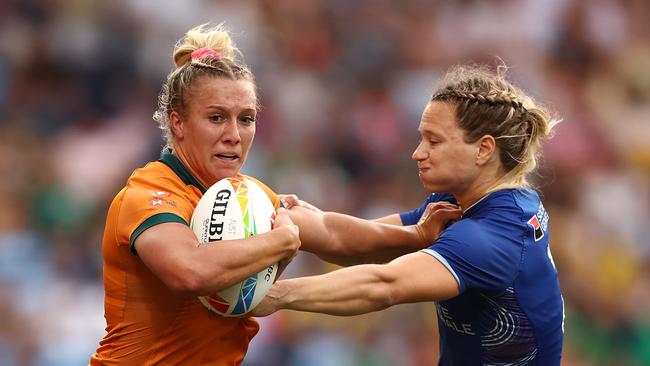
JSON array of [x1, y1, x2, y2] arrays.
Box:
[[269, 280, 291, 310], [413, 224, 431, 246], [272, 226, 297, 254]]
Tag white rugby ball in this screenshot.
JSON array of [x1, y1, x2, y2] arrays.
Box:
[[190, 176, 278, 317]]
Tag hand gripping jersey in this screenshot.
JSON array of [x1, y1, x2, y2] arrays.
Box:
[[90, 149, 280, 366], [400, 189, 564, 365]]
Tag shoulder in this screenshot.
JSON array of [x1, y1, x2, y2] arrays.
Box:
[[435, 219, 498, 259], [438, 189, 546, 264], [440, 219, 484, 243], [127, 161, 181, 190], [119, 161, 199, 213], [426, 190, 547, 291], [469, 189, 544, 231], [485, 188, 541, 215], [430, 219, 520, 291], [454, 189, 542, 243]]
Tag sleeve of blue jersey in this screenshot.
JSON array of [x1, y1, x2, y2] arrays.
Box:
[[422, 220, 520, 293]]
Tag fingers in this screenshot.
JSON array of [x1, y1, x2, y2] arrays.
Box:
[[427, 203, 462, 223], [418, 201, 459, 225], [416, 201, 462, 244], [278, 194, 323, 213], [272, 206, 290, 227], [418, 204, 434, 225], [279, 194, 300, 209], [273, 206, 301, 255], [432, 207, 462, 224]]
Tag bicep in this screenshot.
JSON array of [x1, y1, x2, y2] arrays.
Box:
[[385, 251, 460, 304], [134, 222, 198, 286]]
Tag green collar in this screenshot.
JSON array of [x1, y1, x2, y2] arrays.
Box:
[[158, 148, 207, 193]]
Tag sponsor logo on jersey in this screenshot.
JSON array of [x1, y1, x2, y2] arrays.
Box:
[[437, 303, 475, 335], [150, 191, 170, 206], [528, 204, 548, 242]]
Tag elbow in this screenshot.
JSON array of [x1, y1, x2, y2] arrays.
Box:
[[368, 288, 394, 311], [163, 265, 231, 296], [164, 269, 207, 295], [367, 270, 399, 310], [329, 240, 363, 263]]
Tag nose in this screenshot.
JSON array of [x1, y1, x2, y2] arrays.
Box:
[[412, 141, 426, 161], [222, 118, 241, 144]]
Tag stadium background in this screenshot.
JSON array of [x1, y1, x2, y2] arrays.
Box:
[[1, 0, 649, 365]]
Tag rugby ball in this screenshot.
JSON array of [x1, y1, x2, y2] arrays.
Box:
[[190, 176, 278, 317]]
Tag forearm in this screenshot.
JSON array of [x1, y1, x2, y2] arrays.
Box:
[[191, 228, 295, 293], [271, 264, 396, 316], [296, 209, 426, 265]]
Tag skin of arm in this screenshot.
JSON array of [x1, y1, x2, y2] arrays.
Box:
[[135, 207, 300, 296], [288, 202, 460, 266], [252, 251, 460, 316]]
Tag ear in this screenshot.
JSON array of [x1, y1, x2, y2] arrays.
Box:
[[476, 135, 496, 166], [170, 111, 184, 140]]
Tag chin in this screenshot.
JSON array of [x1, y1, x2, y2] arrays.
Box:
[[418, 177, 434, 192], [419, 179, 445, 194]]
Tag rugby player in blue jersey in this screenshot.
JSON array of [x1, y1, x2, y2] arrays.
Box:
[[254, 64, 564, 365]]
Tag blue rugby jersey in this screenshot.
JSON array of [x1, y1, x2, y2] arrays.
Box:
[[400, 189, 564, 365]]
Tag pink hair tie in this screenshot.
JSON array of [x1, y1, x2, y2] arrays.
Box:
[[191, 47, 222, 60]]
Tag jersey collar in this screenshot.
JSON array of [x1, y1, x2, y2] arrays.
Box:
[[158, 148, 207, 193]]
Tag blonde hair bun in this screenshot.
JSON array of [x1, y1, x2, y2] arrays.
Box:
[[173, 23, 239, 68]]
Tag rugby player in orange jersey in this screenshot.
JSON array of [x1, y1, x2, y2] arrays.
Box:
[[89, 24, 450, 366]]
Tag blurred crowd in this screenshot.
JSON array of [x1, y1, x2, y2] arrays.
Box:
[[1, 0, 649, 365]]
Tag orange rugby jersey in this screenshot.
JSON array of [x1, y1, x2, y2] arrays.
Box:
[[90, 149, 280, 366]]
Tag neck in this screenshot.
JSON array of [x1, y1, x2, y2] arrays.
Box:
[[171, 146, 212, 189], [454, 181, 495, 213], [454, 168, 514, 212]]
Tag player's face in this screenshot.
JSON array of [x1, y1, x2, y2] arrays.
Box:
[[412, 101, 482, 194], [172, 77, 257, 187]]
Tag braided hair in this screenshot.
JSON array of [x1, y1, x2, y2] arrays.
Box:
[[153, 24, 257, 149], [431, 65, 559, 187]]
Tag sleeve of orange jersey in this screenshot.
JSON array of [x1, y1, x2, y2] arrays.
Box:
[[116, 181, 196, 255], [246, 175, 281, 209]]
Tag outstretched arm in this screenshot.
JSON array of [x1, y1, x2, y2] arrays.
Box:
[[288, 201, 460, 266], [252, 251, 460, 316]]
